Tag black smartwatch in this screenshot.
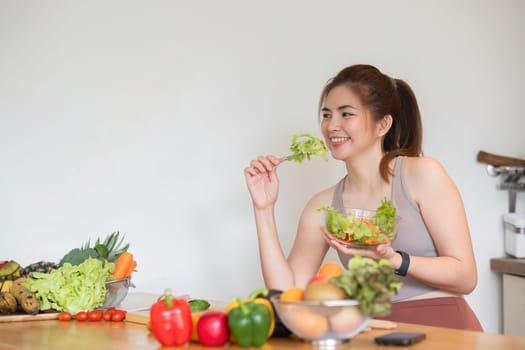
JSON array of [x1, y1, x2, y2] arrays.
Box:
[[395, 250, 410, 276]]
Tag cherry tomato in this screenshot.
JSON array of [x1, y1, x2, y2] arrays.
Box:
[[103, 310, 114, 321], [58, 312, 72, 321], [88, 310, 103, 322], [75, 311, 88, 322], [111, 309, 126, 322]]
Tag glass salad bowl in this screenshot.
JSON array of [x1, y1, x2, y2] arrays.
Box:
[[322, 207, 401, 249], [270, 295, 370, 346], [101, 277, 130, 309]]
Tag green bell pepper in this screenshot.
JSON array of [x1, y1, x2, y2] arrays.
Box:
[[227, 293, 272, 347]]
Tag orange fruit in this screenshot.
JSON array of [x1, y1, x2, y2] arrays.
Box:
[[286, 305, 328, 339], [318, 261, 343, 279], [279, 287, 304, 302]]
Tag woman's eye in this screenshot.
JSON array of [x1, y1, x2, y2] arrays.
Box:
[[342, 112, 354, 118], [321, 113, 331, 119]]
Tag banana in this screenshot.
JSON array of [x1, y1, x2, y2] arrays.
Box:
[[12, 278, 39, 315], [0, 291, 17, 314], [0, 260, 24, 281], [0, 280, 13, 293]]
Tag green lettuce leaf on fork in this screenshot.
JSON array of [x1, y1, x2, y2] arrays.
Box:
[[287, 133, 329, 163]]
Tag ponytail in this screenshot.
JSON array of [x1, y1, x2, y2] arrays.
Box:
[[379, 79, 423, 181]]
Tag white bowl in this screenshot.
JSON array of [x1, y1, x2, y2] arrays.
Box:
[[101, 277, 130, 309], [270, 295, 370, 346]]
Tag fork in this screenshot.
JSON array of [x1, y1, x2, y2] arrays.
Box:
[[284, 152, 313, 161]]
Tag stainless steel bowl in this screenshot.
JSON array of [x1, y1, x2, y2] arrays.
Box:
[[101, 277, 130, 309]]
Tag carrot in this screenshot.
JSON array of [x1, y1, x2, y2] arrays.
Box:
[[362, 219, 374, 228], [113, 251, 133, 279], [124, 260, 137, 278]]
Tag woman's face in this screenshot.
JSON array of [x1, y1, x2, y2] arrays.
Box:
[[320, 85, 380, 161]]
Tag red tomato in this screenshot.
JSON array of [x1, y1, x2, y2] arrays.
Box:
[[75, 311, 88, 322], [88, 310, 103, 322], [111, 309, 126, 322], [197, 311, 230, 346], [102, 310, 113, 321], [58, 312, 72, 321]]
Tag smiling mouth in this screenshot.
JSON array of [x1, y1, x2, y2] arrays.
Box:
[[330, 137, 350, 143]]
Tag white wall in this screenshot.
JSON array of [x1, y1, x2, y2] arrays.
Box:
[[1, 0, 524, 334]]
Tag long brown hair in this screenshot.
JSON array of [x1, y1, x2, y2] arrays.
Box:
[[319, 64, 423, 181]]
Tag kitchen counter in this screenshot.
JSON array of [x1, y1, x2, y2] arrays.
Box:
[[491, 257, 525, 337], [490, 257, 525, 277], [1, 317, 524, 350]]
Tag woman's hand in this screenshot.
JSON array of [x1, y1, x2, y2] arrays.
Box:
[[321, 228, 399, 264], [244, 155, 284, 210]]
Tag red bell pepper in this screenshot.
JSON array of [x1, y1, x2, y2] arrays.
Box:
[[150, 289, 192, 346]]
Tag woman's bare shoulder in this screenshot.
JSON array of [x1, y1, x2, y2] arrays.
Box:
[[403, 156, 455, 197], [307, 184, 337, 207], [404, 156, 448, 179]]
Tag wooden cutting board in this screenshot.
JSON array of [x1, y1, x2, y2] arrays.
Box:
[[0, 312, 59, 323], [126, 310, 149, 325], [126, 298, 229, 326]]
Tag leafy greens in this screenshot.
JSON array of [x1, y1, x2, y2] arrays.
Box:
[[287, 133, 328, 163], [318, 199, 398, 245], [26, 257, 114, 314], [330, 255, 402, 315]]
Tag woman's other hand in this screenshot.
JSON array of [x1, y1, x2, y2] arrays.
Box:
[[244, 155, 284, 210]]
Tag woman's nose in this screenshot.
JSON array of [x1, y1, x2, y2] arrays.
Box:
[[327, 115, 341, 131]]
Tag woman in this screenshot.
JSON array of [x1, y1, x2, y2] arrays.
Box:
[[244, 64, 482, 331]]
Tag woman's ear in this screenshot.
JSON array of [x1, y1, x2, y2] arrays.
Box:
[[376, 114, 393, 137]]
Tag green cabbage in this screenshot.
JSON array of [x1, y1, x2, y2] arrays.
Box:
[[27, 257, 114, 314]]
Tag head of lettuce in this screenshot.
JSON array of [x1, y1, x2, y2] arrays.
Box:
[[27, 257, 114, 314]]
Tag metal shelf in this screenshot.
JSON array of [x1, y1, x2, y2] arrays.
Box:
[[486, 165, 525, 213]]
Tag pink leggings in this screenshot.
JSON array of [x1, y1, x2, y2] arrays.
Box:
[[375, 297, 483, 332]]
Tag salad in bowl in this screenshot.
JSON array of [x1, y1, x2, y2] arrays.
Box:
[[318, 199, 400, 249]]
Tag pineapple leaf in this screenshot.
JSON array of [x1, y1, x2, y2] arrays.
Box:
[[95, 244, 109, 259], [104, 232, 118, 252]]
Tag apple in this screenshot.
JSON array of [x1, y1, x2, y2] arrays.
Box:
[[307, 274, 328, 285]]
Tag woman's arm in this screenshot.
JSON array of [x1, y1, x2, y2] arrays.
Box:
[[287, 194, 331, 289], [405, 157, 478, 294], [245, 156, 330, 290]]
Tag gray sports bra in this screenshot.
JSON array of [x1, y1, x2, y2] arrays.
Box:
[[331, 156, 438, 301]]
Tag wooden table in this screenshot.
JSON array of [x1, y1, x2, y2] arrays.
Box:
[[1, 318, 524, 350]]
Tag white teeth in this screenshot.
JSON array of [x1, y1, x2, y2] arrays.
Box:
[[330, 137, 348, 143]]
